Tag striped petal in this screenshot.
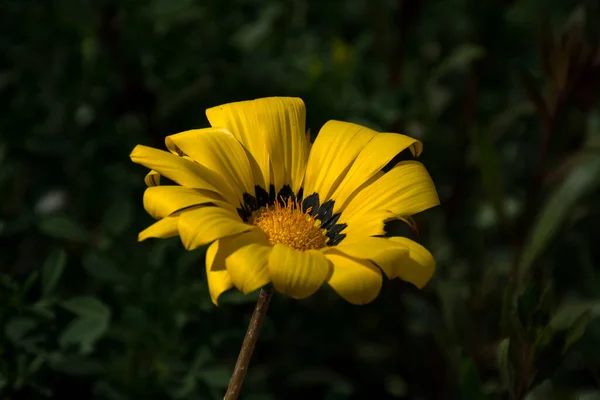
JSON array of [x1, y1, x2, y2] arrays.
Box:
[[331, 132, 422, 213], [388, 237, 435, 288], [143, 186, 234, 220], [340, 161, 439, 225], [209, 230, 272, 295], [206, 241, 234, 305], [178, 207, 251, 250], [165, 128, 263, 200], [325, 237, 408, 279], [144, 170, 161, 187], [325, 254, 382, 305], [206, 97, 309, 193], [138, 216, 179, 241], [130, 145, 239, 206], [268, 244, 332, 299], [302, 121, 378, 202]]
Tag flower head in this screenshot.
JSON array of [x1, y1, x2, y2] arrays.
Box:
[[130, 97, 440, 305]]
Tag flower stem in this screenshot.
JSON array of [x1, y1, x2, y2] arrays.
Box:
[[224, 286, 273, 400]]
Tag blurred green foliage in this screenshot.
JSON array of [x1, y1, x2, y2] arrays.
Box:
[[2, 0, 600, 399]]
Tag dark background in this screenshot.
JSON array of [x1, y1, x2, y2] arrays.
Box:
[[2, 0, 600, 399]]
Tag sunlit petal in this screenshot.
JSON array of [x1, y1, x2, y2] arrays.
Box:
[[130, 145, 239, 206], [143, 186, 234, 220], [303, 121, 377, 201], [178, 207, 251, 250], [206, 241, 234, 305], [388, 237, 435, 288], [325, 254, 382, 305], [166, 128, 263, 199], [206, 97, 308, 193], [268, 244, 331, 299], [138, 216, 179, 241]]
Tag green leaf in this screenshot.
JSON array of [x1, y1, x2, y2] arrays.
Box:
[[497, 338, 514, 394], [459, 358, 488, 400], [474, 129, 507, 226], [50, 356, 104, 376], [38, 214, 89, 242], [518, 67, 548, 119], [5, 317, 37, 344], [103, 198, 133, 236], [61, 296, 111, 320], [58, 316, 109, 354], [551, 299, 600, 330], [42, 249, 67, 297], [197, 366, 233, 388], [82, 251, 130, 284], [430, 44, 485, 82], [563, 311, 591, 353], [519, 156, 600, 286]]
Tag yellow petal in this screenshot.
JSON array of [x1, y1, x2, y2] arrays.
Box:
[[130, 145, 238, 206], [302, 121, 378, 202], [165, 128, 263, 199], [206, 97, 309, 193], [206, 240, 234, 305], [388, 237, 435, 288], [144, 170, 161, 186], [325, 254, 382, 305], [331, 132, 422, 212], [210, 230, 272, 295], [178, 207, 251, 250], [138, 216, 178, 241], [268, 244, 331, 299], [340, 210, 393, 241], [324, 237, 408, 279], [143, 186, 235, 220], [341, 161, 439, 225]]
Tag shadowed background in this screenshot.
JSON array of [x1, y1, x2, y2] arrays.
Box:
[[2, 0, 600, 399]]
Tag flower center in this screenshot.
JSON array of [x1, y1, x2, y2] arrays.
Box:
[[249, 199, 328, 251]]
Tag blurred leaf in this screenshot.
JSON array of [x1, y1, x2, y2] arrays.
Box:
[[459, 358, 488, 400], [61, 297, 111, 320], [551, 299, 600, 330], [497, 338, 514, 394], [518, 67, 548, 119], [288, 369, 353, 395], [219, 290, 260, 305], [38, 214, 89, 242], [59, 316, 109, 354], [430, 44, 485, 82], [103, 198, 133, 236], [474, 130, 507, 224], [50, 356, 104, 376], [563, 311, 590, 353], [519, 156, 600, 286], [82, 251, 130, 284], [197, 366, 232, 388], [42, 249, 66, 297], [5, 317, 37, 345]]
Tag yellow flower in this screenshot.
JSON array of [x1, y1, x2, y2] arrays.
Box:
[[130, 97, 440, 305]]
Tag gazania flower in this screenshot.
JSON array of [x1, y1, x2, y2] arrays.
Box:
[[130, 97, 439, 305]]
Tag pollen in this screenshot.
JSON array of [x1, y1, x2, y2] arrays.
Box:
[[250, 198, 328, 251]]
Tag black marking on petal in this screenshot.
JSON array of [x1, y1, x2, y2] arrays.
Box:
[[302, 193, 320, 216], [276, 185, 295, 205], [297, 187, 304, 203], [268, 185, 276, 204], [382, 148, 416, 172], [315, 199, 334, 225], [255, 185, 270, 208], [322, 213, 341, 230], [326, 223, 347, 245]]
